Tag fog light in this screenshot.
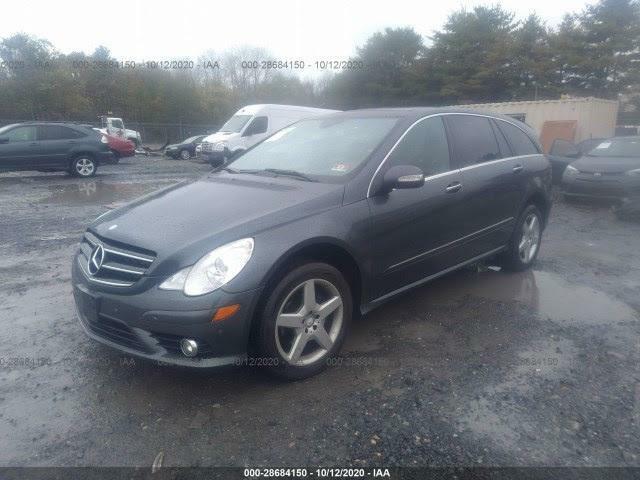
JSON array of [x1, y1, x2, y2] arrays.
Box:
[[180, 339, 198, 357]]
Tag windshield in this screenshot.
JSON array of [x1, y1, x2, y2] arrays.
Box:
[[0, 124, 19, 135], [229, 116, 399, 179], [183, 136, 200, 143], [587, 138, 640, 158], [220, 115, 252, 133], [111, 119, 124, 129]]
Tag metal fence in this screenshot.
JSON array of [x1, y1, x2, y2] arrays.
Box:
[[0, 119, 220, 147]]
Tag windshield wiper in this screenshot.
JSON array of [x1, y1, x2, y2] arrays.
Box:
[[260, 168, 316, 182], [219, 166, 260, 174]]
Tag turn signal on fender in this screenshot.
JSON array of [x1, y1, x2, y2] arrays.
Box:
[[212, 304, 240, 322]]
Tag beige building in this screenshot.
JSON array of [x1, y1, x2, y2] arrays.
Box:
[[457, 97, 619, 150]]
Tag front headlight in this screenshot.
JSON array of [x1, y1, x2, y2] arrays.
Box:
[[565, 165, 579, 175], [214, 142, 226, 152], [626, 168, 640, 176], [159, 238, 254, 296]]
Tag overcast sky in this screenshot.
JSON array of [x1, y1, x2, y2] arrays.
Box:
[[2, 0, 595, 62]]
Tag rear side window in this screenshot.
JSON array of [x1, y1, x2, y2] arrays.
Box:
[[39, 125, 84, 140], [4, 126, 36, 142], [446, 115, 501, 167], [497, 121, 539, 156], [386, 117, 451, 176]]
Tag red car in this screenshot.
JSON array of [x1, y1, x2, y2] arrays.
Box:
[[101, 132, 136, 162]]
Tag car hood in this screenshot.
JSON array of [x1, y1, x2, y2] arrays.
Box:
[[90, 172, 344, 275], [203, 131, 238, 143], [572, 155, 640, 174]]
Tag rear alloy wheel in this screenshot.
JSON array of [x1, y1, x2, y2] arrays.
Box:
[[500, 204, 542, 271], [257, 263, 352, 379], [179, 149, 190, 160], [72, 156, 97, 177]]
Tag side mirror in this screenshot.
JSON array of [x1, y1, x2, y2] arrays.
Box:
[[0, 137, 8, 144], [378, 165, 425, 195]]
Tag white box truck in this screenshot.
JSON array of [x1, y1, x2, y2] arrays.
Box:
[[200, 104, 339, 166]]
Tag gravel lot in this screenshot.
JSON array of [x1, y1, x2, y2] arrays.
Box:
[[1, 156, 639, 467]]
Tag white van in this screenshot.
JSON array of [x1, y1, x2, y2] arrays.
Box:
[[200, 104, 339, 165]]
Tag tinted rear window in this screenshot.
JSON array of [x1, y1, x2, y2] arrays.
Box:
[[446, 115, 501, 167], [39, 125, 85, 140], [497, 120, 539, 155]]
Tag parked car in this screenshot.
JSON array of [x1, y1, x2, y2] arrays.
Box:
[[72, 108, 551, 379], [0, 122, 115, 177], [562, 136, 640, 201], [165, 135, 207, 160], [200, 104, 339, 166], [548, 137, 605, 183]]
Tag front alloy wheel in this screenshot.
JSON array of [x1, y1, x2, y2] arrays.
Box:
[[179, 149, 190, 160], [275, 279, 343, 366], [256, 262, 352, 379]]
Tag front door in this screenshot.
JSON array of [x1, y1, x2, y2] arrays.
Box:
[[0, 125, 38, 170], [366, 116, 467, 302]]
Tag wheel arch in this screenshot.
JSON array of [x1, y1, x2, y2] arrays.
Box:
[[248, 238, 365, 345]]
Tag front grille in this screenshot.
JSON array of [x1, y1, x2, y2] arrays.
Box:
[[150, 332, 215, 357], [84, 312, 149, 353], [78, 231, 156, 287], [201, 142, 214, 152]]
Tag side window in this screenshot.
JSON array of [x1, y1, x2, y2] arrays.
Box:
[[243, 116, 268, 136], [386, 117, 451, 176], [446, 115, 501, 167], [39, 125, 81, 140], [490, 119, 513, 157], [497, 121, 539, 156], [4, 126, 37, 142]]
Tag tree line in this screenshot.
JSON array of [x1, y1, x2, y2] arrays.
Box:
[[0, 0, 638, 128]]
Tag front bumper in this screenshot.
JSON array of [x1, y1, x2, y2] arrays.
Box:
[[201, 151, 225, 166], [561, 173, 636, 200], [71, 253, 262, 368]]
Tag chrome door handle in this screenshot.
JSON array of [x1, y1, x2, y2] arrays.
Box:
[[445, 182, 462, 193], [513, 165, 524, 173]]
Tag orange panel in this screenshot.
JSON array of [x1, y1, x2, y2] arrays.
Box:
[[539, 120, 577, 153]]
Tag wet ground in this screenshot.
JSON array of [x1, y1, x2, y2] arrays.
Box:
[[0, 156, 639, 467]]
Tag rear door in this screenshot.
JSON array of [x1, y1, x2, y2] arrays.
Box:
[[36, 125, 84, 167], [444, 114, 520, 257], [367, 116, 467, 300], [0, 125, 38, 170]]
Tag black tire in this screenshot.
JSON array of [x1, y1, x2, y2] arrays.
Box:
[[70, 155, 97, 177], [179, 149, 191, 160], [499, 204, 543, 272], [255, 262, 352, 380]]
